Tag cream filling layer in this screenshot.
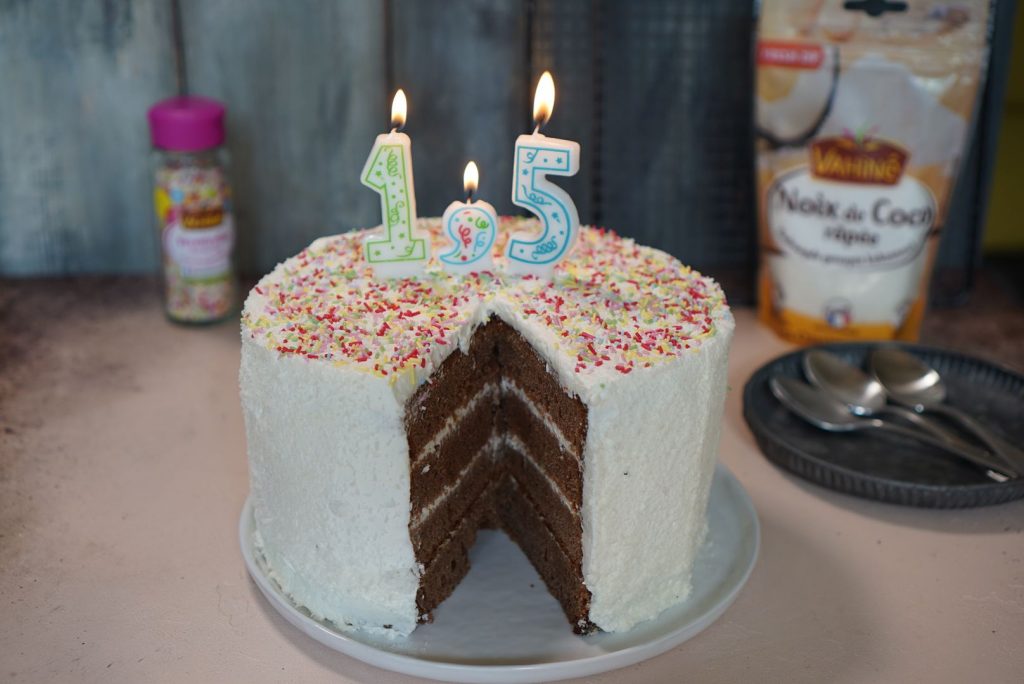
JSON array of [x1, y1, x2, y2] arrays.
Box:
[[411, 428, 579, 535], [411, 383, 499, 464], [504, 432, 579, 516], [410, 433, 502, 529], [409, 378, 580, 534], [500, 378, 579, 458]]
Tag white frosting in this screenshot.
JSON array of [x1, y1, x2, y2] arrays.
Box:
[[240, 335, 420, 636], [242, 220, 727, 408], [581, 311, 734, 630], [240, 221, 734, 635]]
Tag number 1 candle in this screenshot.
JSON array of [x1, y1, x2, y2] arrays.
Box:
[[440, 161, 497, 274], [361, 89, 429, 278], [506, 71, 580, 279]]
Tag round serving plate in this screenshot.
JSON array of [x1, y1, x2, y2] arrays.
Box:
[[744, 342, 1024, 508], [240, 464, 759, 683]]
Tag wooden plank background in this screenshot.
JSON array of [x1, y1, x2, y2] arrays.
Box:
[[0, 0, 1008, 305], [180, 0, 387, 273], [0, 0, 176, 275]]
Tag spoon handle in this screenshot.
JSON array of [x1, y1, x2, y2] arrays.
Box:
[[873, 421, 1016, 480], [924, 403, 1024, 473], [880, 405, 967, 445]]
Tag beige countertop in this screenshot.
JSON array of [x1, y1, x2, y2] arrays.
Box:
[[2, 278, 1022, 683]]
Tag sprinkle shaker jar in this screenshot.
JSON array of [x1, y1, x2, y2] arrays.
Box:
[[147, 97, 236, 323]]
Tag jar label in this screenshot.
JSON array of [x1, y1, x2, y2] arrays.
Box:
[[163, 214, 235, 278]]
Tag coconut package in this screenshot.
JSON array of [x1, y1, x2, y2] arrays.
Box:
[[754, 0, 990, 343]]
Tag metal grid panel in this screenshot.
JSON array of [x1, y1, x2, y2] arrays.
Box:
[[533, 0, 758, 297], [529, 0, 600, 224]]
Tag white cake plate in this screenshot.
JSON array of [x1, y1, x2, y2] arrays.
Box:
[[240, 464, 760, 683]]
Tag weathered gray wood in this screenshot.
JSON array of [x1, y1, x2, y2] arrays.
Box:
[[0, 0, 997, 304], [180, 0, 387, 274], [389, 0, 527, 219], [0, 0, 176, 276]]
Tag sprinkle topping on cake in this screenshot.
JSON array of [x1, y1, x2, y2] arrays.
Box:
[[240, 216, 735, 636], [243, 217, 728, 390]]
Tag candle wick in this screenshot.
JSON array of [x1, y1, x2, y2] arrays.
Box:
[[466, 190, 474, 203], [533, 123, 541, 135], [390, 126, 399, 134]]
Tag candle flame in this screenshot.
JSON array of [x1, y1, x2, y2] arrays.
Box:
[[391, 89, 407, 130], [532, 71, 555, 130], [463, 161, 479, 197]]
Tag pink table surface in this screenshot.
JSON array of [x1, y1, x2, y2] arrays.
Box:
[[2, 284, 1022, 683]]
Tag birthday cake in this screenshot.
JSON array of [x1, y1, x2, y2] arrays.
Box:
[[240, 217, 733, 635]]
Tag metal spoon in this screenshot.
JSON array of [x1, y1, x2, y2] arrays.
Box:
[[803, 350, 975, 448], [869, 348, 1024, 473], [769, 376, 1014, 481]]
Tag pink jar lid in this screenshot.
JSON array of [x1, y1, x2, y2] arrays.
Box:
[[147, 96, 225, 151]]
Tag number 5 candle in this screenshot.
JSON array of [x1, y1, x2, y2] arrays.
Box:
[[361, 89, 429, 278], [440, 161, 497, 274], [506, 71, 580, 279]]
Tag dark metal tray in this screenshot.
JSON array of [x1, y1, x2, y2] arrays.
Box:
[[743, 343, 1024, 508]]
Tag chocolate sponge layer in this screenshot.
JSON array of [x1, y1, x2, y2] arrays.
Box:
[[406, 317, 591, 630]]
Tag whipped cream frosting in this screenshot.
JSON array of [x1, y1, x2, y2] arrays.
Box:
[[240, 218, 733, 635], [242, 217, 728, 405]]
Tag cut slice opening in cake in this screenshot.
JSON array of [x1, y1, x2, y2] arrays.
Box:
[[405, 317, 594, 633], [241, 220, 734, 637]]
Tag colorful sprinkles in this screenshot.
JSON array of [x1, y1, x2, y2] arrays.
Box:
[[243, 218, 728, 386]]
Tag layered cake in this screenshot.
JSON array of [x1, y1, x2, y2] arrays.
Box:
[[240, 217, 733, 636]]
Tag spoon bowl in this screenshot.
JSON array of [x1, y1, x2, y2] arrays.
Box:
[[871, 347, 1024, 472], [770, 376, 875, 432], [803, 349, 887, 415], [870, 347, 947, 407], [806, 349, 974, 447]]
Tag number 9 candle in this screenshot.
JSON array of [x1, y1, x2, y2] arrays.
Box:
[[361, 89, 429, 278], [506, 71, 580, 279], [440, 161, 497, 274]]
